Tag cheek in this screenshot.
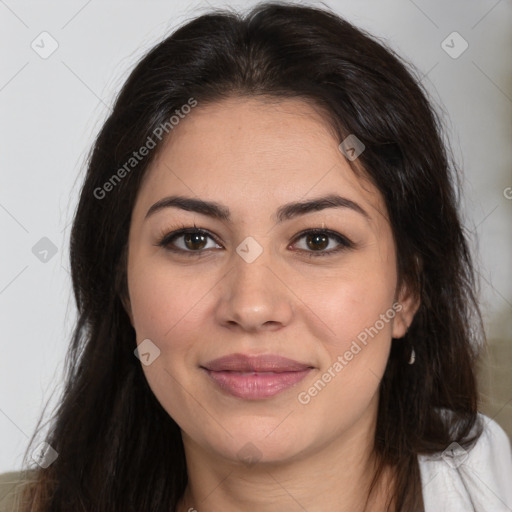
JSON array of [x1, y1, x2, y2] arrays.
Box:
[[292, 274, 397, 438], [126, 238, 399, 449], [295, 248, 398, 406], [128, 257, 203, 342], [127, 260, 211, 427], [304, 250, 398, 349], [302, 277, 396, 398], [128, 238, 398, 361]]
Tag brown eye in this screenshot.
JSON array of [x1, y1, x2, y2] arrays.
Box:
[[156, 226, 354, 258], [291, 229, 354, 258], [305, 233, 329, 251], [158, 229, 220, 253], [182, 232, 208, 251]]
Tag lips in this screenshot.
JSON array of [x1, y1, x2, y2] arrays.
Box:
[[201, 353, 313, 373], [201, 353, 314, 399]]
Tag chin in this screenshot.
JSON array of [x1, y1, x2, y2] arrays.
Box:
[[208, 423, 311, 466]]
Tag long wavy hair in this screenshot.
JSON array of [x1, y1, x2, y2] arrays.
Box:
[[18, 2, 484, 511]]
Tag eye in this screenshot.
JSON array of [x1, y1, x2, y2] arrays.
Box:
[[156, 226, 221, 254], [155, 225, 355, 258], [290, 228, 354, 258]]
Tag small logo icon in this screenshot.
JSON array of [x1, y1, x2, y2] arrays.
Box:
[[339, 134, 365, 161], [31, 31, 59, 59], [441, 441, 468, 468], [236, 236, 263, 263], [134, 338, 161, 366], [32, 441, 59, 468], [237, 442, 263, 466], [32, 237, 58, 263], [441, 32, 468, 59]]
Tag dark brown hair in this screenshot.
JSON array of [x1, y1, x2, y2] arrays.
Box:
[[18, 2, 484, 510]]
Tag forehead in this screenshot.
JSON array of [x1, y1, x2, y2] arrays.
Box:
[[132, 96, 388, 224]]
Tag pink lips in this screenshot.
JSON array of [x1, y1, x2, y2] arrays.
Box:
[[201, 353, 314, 399]]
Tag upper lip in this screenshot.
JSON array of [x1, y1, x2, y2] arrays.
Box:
[[201, 353, 314, 372]]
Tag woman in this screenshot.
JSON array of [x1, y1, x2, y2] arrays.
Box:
[[1, 2, 511, 511]]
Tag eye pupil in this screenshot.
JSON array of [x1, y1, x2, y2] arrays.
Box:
[[306, 233, 329, 251], [185, 233, 207, 250]]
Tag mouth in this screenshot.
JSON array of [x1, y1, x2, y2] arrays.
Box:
[[200, 353, 314, 400], [201, 368, 313, 399]]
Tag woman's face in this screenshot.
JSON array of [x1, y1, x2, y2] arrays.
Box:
[[125, 96, 418, 465]]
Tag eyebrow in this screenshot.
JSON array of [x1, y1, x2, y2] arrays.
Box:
[[145, 194, 370, 224]]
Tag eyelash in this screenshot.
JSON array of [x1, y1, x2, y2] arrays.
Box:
[[154, 223, 355, 258]]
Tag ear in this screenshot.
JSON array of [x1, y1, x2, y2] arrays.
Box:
[[392, 280, 420, 339]]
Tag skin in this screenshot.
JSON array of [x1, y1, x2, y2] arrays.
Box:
[[123, 97, 419, 512]]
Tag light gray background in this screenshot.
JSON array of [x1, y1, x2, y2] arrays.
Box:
[[1, 0, 511, 473]]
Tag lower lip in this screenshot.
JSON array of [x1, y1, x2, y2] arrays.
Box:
[[203, 369, 312, 399]]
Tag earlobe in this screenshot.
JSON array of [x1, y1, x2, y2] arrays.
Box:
[[392, 283, 420, 339]]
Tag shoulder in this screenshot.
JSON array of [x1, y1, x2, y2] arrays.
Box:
[[419, 412, 512, 512], [0, 470, 37, 512]]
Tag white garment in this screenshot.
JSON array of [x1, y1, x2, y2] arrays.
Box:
[[419, 413, 512, 511]]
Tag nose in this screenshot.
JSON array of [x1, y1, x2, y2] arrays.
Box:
[[213, 246, 294, 333]]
